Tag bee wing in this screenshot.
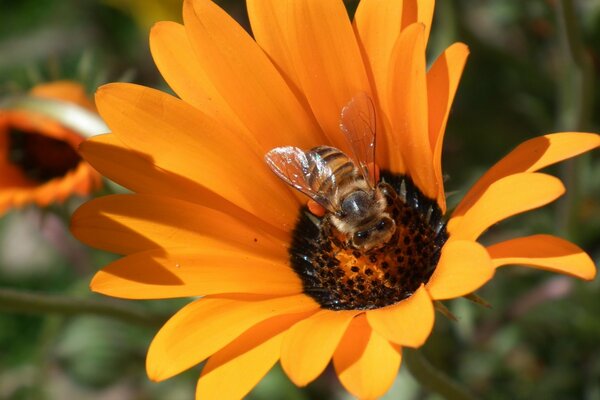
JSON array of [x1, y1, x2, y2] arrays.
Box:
[[265, 146, 337, 213], [339, 92, 377, 188]]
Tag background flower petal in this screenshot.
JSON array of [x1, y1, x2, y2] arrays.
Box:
[[366, 285, 433, 347], [333, 315, 401, 399], [280, 309, 358, 387], [426, 240, 494, 300], [146, 294, 319, 382], [488, 234, 596, 280]]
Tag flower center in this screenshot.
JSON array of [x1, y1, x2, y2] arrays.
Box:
[[7, 127, 81, 183], [289, 171, 448, 310]]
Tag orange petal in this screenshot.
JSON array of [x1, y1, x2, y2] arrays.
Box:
[[94, 83, 301, 231], [333, 315, 401, 399], [417, 0, 435, 44], [426, 240, 494, 300], [366, 285, 433, 347], [182, 0, 323, 151], [449, 173, 565, 240], [388, 23, 436, 197], [71, 194, 288, 258], [90, 248, 301, 299], [81, 134, 282, 238], [453, 132, 600, 218], [353, 0, 414, 170], [30, 80, 96, 111], [245, 0, 302, 97], [249, 0, 372, 151], [488, 234, 596, 281], [197, 312, 311, 400], [354, 0, 434, 109], [280, 309, 359, 387], [427, 43, 470, 213], [149, 21, 242, 134], [80, 134, 206, 201], [146, 294, 319, 381]]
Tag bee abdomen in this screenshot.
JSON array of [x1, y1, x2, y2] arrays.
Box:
[[308, 146, 361, 197]]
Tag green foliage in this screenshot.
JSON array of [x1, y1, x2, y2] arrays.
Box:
[[0, 1, 599, 399]]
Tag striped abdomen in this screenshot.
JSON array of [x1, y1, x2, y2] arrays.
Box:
[[306, 146, 365, 202]]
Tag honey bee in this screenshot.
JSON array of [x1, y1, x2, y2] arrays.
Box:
[[265, 93, 396, 251]]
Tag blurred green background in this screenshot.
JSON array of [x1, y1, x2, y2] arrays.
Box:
[[1, 0, 599, 399]]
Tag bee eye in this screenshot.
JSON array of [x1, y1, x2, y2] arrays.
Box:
[[355, 231, 369, 240], [376, 220, 387, 231]]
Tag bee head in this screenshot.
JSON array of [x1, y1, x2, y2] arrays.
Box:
[[351, 215, 396, 251]]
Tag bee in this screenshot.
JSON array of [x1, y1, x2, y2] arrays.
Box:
[[265, 93, 396, 251]]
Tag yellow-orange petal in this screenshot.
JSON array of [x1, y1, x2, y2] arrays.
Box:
[[354, 0, 414, 114], [426, 240, 494, 300], [388, 23, 436, 196], [251, 0, 372, 151], [353, 0, 434, 97], [245, 0, 302, 97], [149, 21, 242, 134], [353, 0, 413, 170], [94, 83, 300, 231], [488, 234, 596, 281], [80, 134, 205, 200], [449, 173, 565, 240], [90, 248, 301, 299], [453, 132, 600, 218], [333, 315, 401, 399], [182, 0, 323, 151], [197, 312, 312, 400], [417, 0, 435, 44], [71, 194, 288, 258], [81, 134, 285, 236], [280, 309, 359, 387], [366, 284, 433, 348], [146, 294, 319, 381], [427, 43, 470, 213]]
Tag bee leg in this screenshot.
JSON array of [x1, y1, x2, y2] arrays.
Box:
[[378, 182, 397, 202]]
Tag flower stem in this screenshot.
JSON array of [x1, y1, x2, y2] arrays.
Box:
[[0, 287, 166, 328], [404, 349, 476, 400], [555, 0, 594, 235]]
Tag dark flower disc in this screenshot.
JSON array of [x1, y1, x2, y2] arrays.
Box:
[[8, 127, 81, 183], [290, 172, 448, 311]]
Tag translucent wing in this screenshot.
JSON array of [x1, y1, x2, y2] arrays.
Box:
[[265, 146, 337, 213], [339, 92, 377, 188]]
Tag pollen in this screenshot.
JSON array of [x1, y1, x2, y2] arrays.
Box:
[[290, 172, 448, 310]]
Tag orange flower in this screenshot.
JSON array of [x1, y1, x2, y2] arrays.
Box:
[[71, 0, 599, 398], [0, 81, 102, 214]]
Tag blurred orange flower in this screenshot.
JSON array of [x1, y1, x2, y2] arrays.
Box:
[[71, 0, 599, 398], [0, 81, 102, 214]]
